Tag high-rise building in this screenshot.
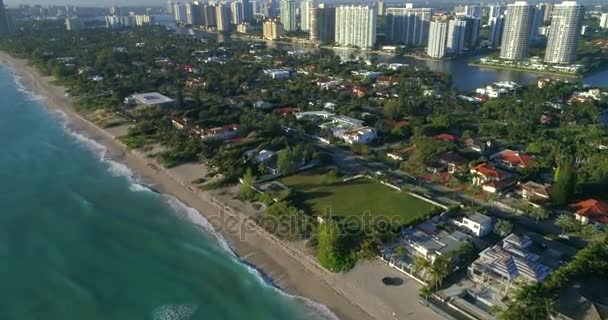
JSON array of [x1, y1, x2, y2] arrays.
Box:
[[300, 0, 310, 31], [230, 1, 243, 24], [263, 18, 283, 39], [463, 17, 480, 48], [600, 13, 608, 29], [173, 2, 187, 22], [335, 5, 376, 49], [203, 4, 217, 28], [500, 1, 534, 60], [280, 0, 297, 31], [135, 15, 154, 26], [262, 0, 278, 18], [377, 0, 384, 16], [216, 4, 231, 31], [488, 15, 505, 47], [446, 19, 466, 54], [167, 1, 175, 16], [0, 0, 10, 35], [543, 3, 553, 22], [531, 4, 546, 37], [544, 1, 583, 64], [186, 2, 203, 25], [110, 6, 121, 16], [488, 4, 506, 23], [105, 15, 135, 29], [241, 0, 253, 22], [427, 20, 448, 59], [65, 18, 84, 31], [309, 4, 335, 43], [464, 5, 482, 18], [385, 7, 433, 46]]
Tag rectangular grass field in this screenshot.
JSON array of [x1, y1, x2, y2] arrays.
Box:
[[280, 170, 438, 224]]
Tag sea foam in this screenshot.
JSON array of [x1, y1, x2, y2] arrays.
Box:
[[152, 304, 198, 320], [10, 69, 340, 320], [165, 196, 340, 320]]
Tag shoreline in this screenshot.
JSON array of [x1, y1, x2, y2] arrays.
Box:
[[1, 51, 445, 320], [0, 52, 369, 320], [469, 61, 581, 78]]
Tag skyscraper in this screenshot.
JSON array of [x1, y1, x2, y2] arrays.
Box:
[[531, 4, 546, 37], [335, 5, 376, 49], [488, 15, 505, 47], [186, 2, 203, 25], [110, 6, 121, 16], [167, 1, 175, 16], [488, 4, 506, 23], [385, 7, 433, 46], [216, 4, 231, 31], [280, 0, 297, 31], [464, 5, 482, 18], [263, 18, 283, 39], [500, 1, 534, 60], [377, 0, 384, 16], [173, 2, 187, 22], [544, 1, 583, 64], [300, 0, 310, 31], [230, 1, 243, 24], [262, 0, 278, 18], [446, 19, 466, 54], [543, 3, 553, 22], [0, 0, 10, 35], [463, 17, 480, 48], [241, 0, 253, 22], [65, 18, 84, 31], [427, 20, 448, 59], [309, 4, 335, 43], [203, 4, 217, 28]]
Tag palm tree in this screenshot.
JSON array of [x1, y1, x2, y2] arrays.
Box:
[[394, 245, 406, 258], [555, 214, 576, 234], [494, 219, 513, 237], [429, 255, 452, 289], [257, 162, 266, 175], [413, 256, 432, 281]]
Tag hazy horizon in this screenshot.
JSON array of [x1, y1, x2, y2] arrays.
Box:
[[5, 0, 166, 6]]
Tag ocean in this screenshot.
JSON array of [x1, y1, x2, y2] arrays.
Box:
[[0, 66, 334, 320]]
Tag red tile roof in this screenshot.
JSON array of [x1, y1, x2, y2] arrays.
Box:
[[472, 163, 508, 180], [435, 133, 459, 142], [275, 107, 299, 115], [570, 199, 608, 224], [494, 150, 535, 168]]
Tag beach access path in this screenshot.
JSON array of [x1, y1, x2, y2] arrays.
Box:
[[0, 51, 442, 320]]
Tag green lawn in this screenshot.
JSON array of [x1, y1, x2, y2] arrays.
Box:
[[280, 170, 438, 224]]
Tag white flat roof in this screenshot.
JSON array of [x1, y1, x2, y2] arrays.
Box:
[[132, 92, 174, 105]]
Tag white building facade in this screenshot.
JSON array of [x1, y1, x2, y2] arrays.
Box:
[[300, 0, 310, 31], [500, 1, 534, 60], [280, 0, 297, 31], [335, 5, 377, 49], [446, 19, 466, 54], [600, 13, 608, 29], [427, 20, 448, 59], [544, 1, 584, 64]]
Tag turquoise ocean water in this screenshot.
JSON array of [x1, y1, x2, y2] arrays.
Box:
[[0, 66, 335, 320]]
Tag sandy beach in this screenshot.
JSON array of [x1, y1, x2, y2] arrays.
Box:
[[0, 51, 442, 320]]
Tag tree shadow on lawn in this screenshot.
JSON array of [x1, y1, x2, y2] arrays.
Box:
[[289, 190, 333, 215]]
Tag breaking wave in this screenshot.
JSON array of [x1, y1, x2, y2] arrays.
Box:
[[10, 69, 340, 320]]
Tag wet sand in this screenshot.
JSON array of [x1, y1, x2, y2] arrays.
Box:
[[1, 51, 442, 320]]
